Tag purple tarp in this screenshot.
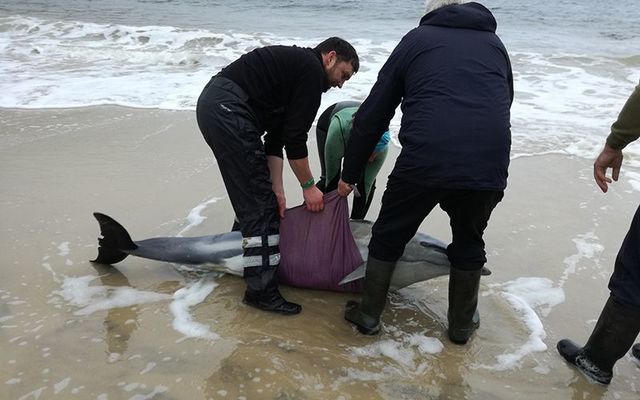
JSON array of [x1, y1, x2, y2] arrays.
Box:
[[278, 190, 364, 292]]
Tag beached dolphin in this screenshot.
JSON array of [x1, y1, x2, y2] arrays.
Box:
[[91, 213, 490, 291]]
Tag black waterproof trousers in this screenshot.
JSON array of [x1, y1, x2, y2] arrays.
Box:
[[609, 204, 640, 308], [196, 76, 281, 281], [369, 175, 503, 270]]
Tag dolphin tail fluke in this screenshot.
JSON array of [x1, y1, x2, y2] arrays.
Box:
[[91, 212, 138, 265]]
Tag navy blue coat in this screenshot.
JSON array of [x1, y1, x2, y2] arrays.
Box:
[[342, 2, 513, 190]]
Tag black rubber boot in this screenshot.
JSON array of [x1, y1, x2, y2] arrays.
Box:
[[447, 267, 482, 345], [344, 257, 396, 335], [242, 266, 301, 315], [632, 343, 640, 361], [557, 297, 640, 384]]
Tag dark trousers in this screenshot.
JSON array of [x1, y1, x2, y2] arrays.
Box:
[[196, 76, 280, 276], [369, 175, 503, 270], [609, 204, 640, 308]]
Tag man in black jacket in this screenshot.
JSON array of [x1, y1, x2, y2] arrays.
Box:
[[197, 37, 359, 315], [338, 1, 513, 343]]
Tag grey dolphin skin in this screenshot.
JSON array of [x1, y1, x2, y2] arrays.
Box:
[[91, 213, 490, 291]]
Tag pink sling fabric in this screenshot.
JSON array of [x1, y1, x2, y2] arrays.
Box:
[[278, 190, 364, 292]]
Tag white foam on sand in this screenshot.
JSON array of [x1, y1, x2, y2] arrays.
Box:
[[57, 242, 70, 256], [560, 231, 604, 288], [346, 329, 443, 375], [126, 385, 168, 400], [480, 277, 565, 371], [56, 275, 171, 316], [336, 331, 443, 388], [3, 15, 639, 162], [169, 278, 219, 341], [177, 196, 224, 236], [54, 377, 71, 394], [56, 274, 221, 340]]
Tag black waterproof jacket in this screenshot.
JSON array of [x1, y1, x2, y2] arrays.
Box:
[[342, 2, 513, 190], [219, 46, 328, 160]]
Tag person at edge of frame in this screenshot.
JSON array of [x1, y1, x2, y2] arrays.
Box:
[[557, 81, 640, 385]]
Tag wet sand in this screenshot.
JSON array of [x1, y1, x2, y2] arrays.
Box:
[[1, 106, 638, 399]]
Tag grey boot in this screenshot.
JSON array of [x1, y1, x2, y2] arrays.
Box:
[[344, 256, 396, 335], [557, 297, 640, 384], [447, 267, 482, 345]]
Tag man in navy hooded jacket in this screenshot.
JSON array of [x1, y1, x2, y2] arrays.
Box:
[[338, 0, 513, 344]]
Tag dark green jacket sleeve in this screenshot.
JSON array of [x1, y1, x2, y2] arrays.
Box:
[[606, 83, 640, 150]]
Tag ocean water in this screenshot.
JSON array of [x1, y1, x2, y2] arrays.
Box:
[[1, 0, 639, 161]]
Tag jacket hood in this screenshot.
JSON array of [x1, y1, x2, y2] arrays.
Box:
[[419, 2, 496, 32]]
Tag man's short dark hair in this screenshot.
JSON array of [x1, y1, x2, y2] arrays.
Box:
[[315, 37, 359, 73]]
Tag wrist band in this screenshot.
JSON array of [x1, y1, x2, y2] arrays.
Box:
[[301, 177, 315, 189]]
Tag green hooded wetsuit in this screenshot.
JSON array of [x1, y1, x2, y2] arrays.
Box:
[[324, 106, 388, 203]]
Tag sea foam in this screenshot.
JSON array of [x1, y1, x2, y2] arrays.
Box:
[[2, 14, 639, 165]]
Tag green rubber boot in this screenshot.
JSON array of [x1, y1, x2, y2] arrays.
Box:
[[447, 267, 482, 345], [344, 256, 396, 335], [557, 297, 640, 384]]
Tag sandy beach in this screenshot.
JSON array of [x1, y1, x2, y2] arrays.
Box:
[[1, 106, 638, 399]]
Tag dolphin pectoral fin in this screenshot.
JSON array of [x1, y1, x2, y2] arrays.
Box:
[[480, 266, 492, 276], [338, 263, 366, 285]]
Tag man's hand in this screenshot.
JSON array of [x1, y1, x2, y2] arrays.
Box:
[[594, 144, 623, 193], [303, 185, 324, 212], [337, 179, 353, 197]]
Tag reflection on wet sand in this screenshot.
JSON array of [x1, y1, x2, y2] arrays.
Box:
[[568, 373, 613, 400], [91, 264, 183, 360], [91, 264, 140, 359]]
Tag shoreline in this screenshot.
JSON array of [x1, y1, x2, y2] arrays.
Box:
[[1, 105, 638, 399]]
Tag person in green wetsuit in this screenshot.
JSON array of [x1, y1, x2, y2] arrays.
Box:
[[315, 101, 391, 219]]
